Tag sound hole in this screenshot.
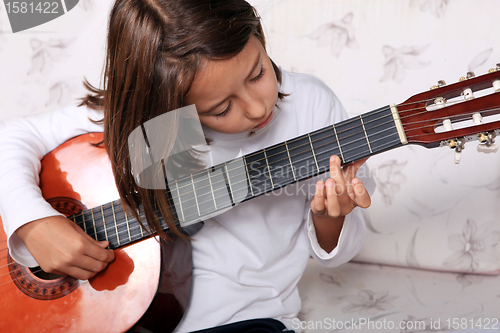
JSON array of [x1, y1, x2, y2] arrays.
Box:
[[28, 266, 63, 281], [8, 255, 79, 300]]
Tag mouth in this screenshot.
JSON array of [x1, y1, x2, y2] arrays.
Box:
[[253, 111, 274, 130]]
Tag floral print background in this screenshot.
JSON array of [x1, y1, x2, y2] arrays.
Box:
[[1, 0, 500, 331], [252, 0, 500, 275]]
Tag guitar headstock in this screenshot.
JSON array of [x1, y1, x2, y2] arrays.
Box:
[[398, 65, 500, 163]]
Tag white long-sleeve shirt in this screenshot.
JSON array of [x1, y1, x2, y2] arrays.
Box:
[[0, 70, 366, 332]]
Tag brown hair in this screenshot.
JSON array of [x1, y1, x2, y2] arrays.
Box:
[[80, 0, 285, 241]]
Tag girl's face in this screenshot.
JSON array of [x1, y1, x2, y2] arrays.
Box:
[[186, 35, 279, 134]]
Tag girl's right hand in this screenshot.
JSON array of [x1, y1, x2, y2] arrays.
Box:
[[15, 215, 115, 280]]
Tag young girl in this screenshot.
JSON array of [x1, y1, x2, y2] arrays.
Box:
[[0, 0, 371, 332]]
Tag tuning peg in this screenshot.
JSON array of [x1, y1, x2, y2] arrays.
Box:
[[450, 137, 465, 164], [472, 112, 483, 125], [459, 71, 476, 82], [457, 72, 476, 99], [430, 80, 446, 90], [477, 131, 498, 154], [477, 144, 498, 154], [488, 63, 500, 73]]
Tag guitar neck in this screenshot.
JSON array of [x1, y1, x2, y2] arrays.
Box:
[[69, 104, 405, 249], [166, 104, 404, 225], [69, 68, 500, 250]]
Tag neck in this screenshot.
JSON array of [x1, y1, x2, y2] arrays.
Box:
[[70, 104, 404, 250]]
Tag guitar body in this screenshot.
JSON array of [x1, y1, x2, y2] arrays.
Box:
[[0, 133, 192, 332]]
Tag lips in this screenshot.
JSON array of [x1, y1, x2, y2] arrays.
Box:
[[253, 111, 273, 129]]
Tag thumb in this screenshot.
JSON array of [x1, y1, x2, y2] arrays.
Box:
[[96, 240, 110, 249]]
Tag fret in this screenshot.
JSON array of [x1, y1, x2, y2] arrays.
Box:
[[92, 206, 109, 243], [223, 163, 235, 204], [124, 206, 132, 242], [308, 133, 320, 172], [243, 160, 254, 197], [192, 170, 217, 217], [78, 211, 94, 239], [263, 148, 274, 189], [262, 142, 295, 189], [73, 213, 87, 239], [207, 168, 219, 209], [309, 127, 342, 172], [81, 211, 87, 235], [124, 210, 142, 242], [332, 125, 345, 163], [224, 157, 250, 204], [286, 136, 317, 180], [335, 117, 371, 164], [362, 106, 403, 155], [359, 115, 373, 154], [190, 174, 201, 216], [101, 206, 110, 242], [208, 165, 233, 212], [170, 180, 186, 222], [72, 214, 81, 229], [176, 174, 200, 223], [245, 152, 273, 196], [285, 142, 296, 181], [111, 201, 121, 247], [90, 208, 99, 241]]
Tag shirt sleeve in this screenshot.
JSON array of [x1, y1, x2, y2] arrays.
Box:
[[296, 72, 371, 267], [306, 207, 366, 267], [0, 104, 104, 267]]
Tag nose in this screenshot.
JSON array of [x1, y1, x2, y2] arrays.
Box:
[[242, 93, 266, 120]]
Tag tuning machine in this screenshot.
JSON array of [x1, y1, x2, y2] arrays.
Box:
[[430, 80, 446, 90], [447, 137, 466, 164], [477, 131, 498, 154], [489, 64, 500, 92]]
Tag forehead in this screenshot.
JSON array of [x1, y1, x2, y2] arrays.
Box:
[[186, 36, 262, 107]]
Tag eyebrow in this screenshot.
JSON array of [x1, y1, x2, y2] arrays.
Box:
[[246, 51, 262, 80], [199, 51, 262, 114]]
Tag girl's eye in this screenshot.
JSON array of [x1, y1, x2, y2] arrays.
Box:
[[215, 101, 231, 117], [250, 66, 266, 83]]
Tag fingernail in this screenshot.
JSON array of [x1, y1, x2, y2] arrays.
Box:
[[330, 155, 336, 162], [326, 179, 334, 187]]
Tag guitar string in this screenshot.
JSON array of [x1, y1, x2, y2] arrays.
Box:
[[1, 99, 498, 276], [1, 98, 493, 257], [119, 101, 500, 207], [0, 97, 488, 258], [2, 102, 497, 273], [74, 103, 500, 234], [0, 100, 497, 254], [0, 210, 155, 282], [2, 101, 496, 259], [3, 111, 500, 280], [135, 95, 494, 199], [0, 122, 408, 277], [4, 72, 500, 276]]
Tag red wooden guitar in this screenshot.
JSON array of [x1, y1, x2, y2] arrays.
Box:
[[1, 68, 500, 332]]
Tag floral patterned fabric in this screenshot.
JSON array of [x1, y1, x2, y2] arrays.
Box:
[[252, 0, 500, 274], [297, 258, 500, 332]]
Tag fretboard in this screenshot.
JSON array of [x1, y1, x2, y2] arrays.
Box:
[[69, 104, 404, 250]]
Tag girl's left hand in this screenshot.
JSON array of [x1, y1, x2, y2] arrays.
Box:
[[310, 155, 371, 218]]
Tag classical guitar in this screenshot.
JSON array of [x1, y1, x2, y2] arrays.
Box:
[[1, 68, 500, 332]]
